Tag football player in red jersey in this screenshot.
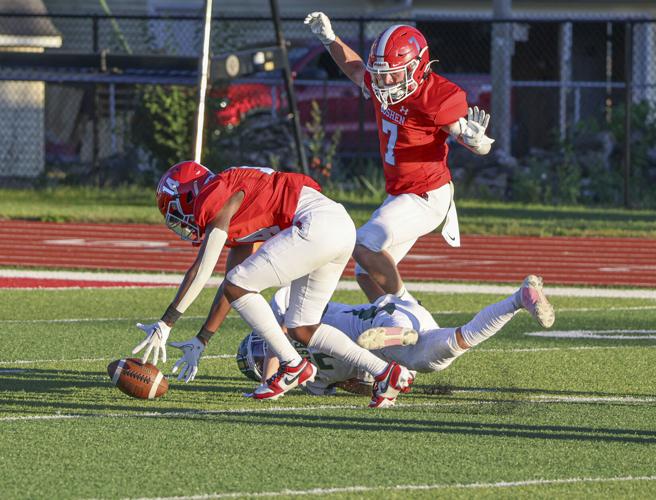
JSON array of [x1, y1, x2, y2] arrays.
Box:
[[131, 162, 414, 407], [305, 13, 495, 302]]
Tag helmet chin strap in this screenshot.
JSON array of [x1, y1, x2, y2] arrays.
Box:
[[423, 58, 440, 79]]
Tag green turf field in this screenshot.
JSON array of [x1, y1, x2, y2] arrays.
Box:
[[1, 287, 655, 499]]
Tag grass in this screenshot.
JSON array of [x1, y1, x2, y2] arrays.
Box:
[[1, 287, 655, 499], [1, 186, 655, 238]]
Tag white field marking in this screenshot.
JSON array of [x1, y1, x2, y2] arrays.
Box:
[[2, 304, 655, 326], [126, 475, 656, 500], [0, 369, 25, 374], [2, 269, 656, 299], [127, 475, 656, 499], [526, 330, 656, 340], [474, 345, 656, 353], [3, 345, 655, 366], [0, 354, 233, 365], [0, 315, 217, 324], [44, 238, 170, 248], [531, 395, 656, 403], [2, 395, 655, 424]]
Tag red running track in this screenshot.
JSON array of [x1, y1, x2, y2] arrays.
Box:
[[1, 220, 655, 287]]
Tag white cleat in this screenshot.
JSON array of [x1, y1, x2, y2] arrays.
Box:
[[357, 326, 418, 350], [520, 275, 555, 328]]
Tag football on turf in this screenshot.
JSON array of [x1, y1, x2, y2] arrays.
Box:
[[107, 358, 169, 399]]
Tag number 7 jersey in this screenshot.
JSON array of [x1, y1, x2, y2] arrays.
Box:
[[363, 71, 468, 196]]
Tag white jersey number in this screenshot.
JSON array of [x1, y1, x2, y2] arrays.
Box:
[[381, 119, 398, 166]]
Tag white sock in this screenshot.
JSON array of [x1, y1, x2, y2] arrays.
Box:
[[459, 295, 519, 348], [231, 293, 302, 366], [308, 323, 388, 376]]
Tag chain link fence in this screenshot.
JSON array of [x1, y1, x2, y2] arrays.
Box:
[[0, 13, 654, 207]]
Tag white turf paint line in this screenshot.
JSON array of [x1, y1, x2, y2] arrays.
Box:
[[2, 345, 654, 366], [3, 395, 655, 423], [527, 330, 656, 340], [2, 304, 656, 325], [128, 475, 656, 500], [0, 354, 233, 365], [0, 345, 651, 366], [2, 269, 656, 299]]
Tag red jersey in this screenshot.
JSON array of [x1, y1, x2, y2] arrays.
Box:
[[363, 72, 467, 196], [193, 167, 321, 247]]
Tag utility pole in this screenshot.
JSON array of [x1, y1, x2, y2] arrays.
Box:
[[193, 0, 214, 163]]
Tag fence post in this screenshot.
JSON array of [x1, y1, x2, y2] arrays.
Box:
[[491, 0, 513, 157], [270, 0, 309, 174], [92, 15, 100, 185], [624, 21, 632, 209]]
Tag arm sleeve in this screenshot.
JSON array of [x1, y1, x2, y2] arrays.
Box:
[[176, 227, 227, 313]]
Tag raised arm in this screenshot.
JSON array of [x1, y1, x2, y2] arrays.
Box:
[[304, 12, 366, 88]]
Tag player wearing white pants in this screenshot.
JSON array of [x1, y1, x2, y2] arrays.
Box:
[[227, 187, 356, 328], [354, 182, 456, 277], [241, 275, 555, 395], [304, 13, 495, 302], [133, 163, 415, 408]]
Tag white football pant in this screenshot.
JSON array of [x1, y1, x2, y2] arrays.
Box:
[[355, 182, 454, 276]]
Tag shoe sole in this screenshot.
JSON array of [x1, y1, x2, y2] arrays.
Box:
[[523, 275, 555, 328], [357, 327, 419, 350]]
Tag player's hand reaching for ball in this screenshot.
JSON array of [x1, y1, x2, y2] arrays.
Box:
[[133, 320, 171, 365]]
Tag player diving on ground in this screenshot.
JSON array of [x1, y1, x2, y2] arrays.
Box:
[[237, 276, 555, 397]]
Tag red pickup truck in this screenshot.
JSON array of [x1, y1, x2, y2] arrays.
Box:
[[210, 43, 492, 154]]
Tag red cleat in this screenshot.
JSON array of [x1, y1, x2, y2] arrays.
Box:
[[253, 358, 317, 401], [369, 362, 415, 408]]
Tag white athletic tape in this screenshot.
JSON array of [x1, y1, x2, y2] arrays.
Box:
[[111, 359, 125, 386], [148, 372, 164, 399]]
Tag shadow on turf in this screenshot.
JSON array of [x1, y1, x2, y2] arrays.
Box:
[[414, 383, 654, 400], [189, 412, 656, 445]]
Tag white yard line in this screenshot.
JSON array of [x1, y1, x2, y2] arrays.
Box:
[[2, 305, 655, 325], [0, 354, 233, 365], [125, 475, 656, 499], [1, 395, 654, 423], [1, 345, 653, 366], [2, 269, 656, 299]]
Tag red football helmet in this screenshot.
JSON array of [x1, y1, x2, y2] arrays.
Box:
[[366, 25, 431, 108], [156, 161, 213, 241]]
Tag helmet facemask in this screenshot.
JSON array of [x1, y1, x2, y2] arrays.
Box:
[[236, 333, 268, 382], [165, 198, 200, 242], [368, 46, 427, 109]]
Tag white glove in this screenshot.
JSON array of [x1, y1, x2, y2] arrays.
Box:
[[458, 106, 495, 147], [304, 12, 336, 46], [133, 320, 171, 365], [170, 337, 205, 383]]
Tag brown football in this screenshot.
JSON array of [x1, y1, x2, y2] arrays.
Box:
[[107, 358, 169, 399]]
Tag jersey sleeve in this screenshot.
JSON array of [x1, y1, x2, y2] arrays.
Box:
[[433, 86, 468, 127], [193, 178, 231, 233]]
